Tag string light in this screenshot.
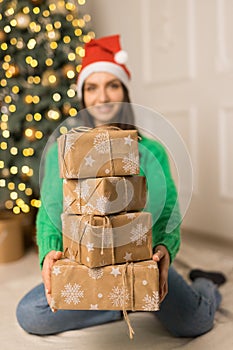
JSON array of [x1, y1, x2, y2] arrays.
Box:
[[0, 0, 94, 214]]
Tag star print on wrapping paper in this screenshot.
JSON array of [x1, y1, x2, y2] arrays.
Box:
[[123, 252, 132, 261], [110, 267, 121, 277], [86, 242, 94, 252], [124, 135, 133, 146], [52, 266, 61, 276], [85, 155, 95, 167]]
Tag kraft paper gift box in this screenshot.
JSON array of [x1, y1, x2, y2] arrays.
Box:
[[62, 211, 152, 268], [51, 259, 160, 312], [63, 175, 147, 215], [0, 211, 24, 263], [58, 127, 139, 179]]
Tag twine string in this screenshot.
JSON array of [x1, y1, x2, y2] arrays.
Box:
[[122, 263, 135, 339]]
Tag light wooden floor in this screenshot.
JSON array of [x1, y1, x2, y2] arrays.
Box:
[[1, 231, 233, 350]]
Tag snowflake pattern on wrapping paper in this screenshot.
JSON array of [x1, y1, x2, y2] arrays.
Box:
[[130, 223, 148, 245], [63, 194, 73, 212], [74, 182, 91, 200], [80, 196, 111, 215], [95, 195, 111, 215], [142, 291, 160, 311], [93, 132, 110, 154], [65, 134, 77, 154], [108, 286, 129, 307], [122, 152, 139, 174], [81, 203, 95, 214], [88, 267, 104, 280], [61, 283, 84, 305]]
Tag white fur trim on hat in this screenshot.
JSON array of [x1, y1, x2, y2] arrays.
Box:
[[77, 61, 130, 98]]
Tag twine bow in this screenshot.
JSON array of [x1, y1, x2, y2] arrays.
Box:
[[72, 215, 115, 266]]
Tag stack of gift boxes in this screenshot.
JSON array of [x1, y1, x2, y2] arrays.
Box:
[[51, 127, 160, 314]]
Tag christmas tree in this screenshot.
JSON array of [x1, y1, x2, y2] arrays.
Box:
[[0, 0, 94, 214]]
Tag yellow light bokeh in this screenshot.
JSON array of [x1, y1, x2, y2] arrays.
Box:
[[0, 179, 6, 187], [10, 166, 18, 174], [22, 165, 30, 174], [18, 183, 26, 191], [1, 142, 7, 150], [60, 126, 68, 134], [33, 7, 40, 14], [67, 89, 75, 97], [34, 113, 42, 121], [5, 200, 13, 210], [10, 147, 18, 155], [12, 85, 19, 94], [9, 105, 16, 112], [26, 114, 33, 122], [25, 188, 33, 196], [68, 53, 75, 61], [1, 115, 8, 122], [53, 93, 61, 102], [50, 42, 58, 50], [35, 131, 43, 139], [2, 130, 10, 138], [69, 108, 77, 116], [13, 206, 20, 214], [8, 182, 15, 190], [45, 58, 53, 66], [10, 191, 18, 200]]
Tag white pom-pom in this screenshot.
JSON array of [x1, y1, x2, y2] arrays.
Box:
[[114, 50, 128, 64]]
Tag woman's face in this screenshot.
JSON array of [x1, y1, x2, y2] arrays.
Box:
[[83, 72, 124, 126]]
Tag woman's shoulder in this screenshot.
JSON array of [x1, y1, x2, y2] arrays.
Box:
[[139, 133, 168, 157]]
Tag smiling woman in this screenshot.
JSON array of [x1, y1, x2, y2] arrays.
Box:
[[83, 73, 124, 125], [16, 34, 226, 339]]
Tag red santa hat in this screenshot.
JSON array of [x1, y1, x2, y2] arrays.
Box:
[[77, 34, 131, 98]]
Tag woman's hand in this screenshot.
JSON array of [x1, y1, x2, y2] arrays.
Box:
[[42, 250, 62, 309], [152, 245, 170, 303]]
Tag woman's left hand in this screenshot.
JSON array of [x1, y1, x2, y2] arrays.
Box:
[[152, 245, 170, 303]]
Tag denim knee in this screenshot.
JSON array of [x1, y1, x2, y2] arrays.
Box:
[[16, 297, 37, 334]]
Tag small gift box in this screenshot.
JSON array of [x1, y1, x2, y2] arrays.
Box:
[[58, 127, 139, 179], [62, 212, 152, 268], [0, 211, 24, 263], [63, 176, 147, 215], [51, 259, 160, 312]]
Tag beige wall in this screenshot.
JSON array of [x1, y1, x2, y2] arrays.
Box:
[[81, 0, 142, 102], [81, 0, 233, 241]]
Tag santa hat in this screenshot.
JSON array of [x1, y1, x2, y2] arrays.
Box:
[[77, 34, 131, 98]]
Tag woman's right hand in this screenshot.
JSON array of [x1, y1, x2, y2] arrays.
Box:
[[42, 250, 62, 309]]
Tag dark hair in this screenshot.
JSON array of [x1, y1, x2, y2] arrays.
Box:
[[78, 82, 137, 131]]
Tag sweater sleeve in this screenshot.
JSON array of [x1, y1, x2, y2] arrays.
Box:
[[36, 142, 63, 269], [139, 136, 181, 263]]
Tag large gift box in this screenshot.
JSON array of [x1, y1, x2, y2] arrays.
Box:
[[62, 212, 152, 268], [51, 259, 160, 311], [58, 127, 139, 179], [63, 176, 146, 215]]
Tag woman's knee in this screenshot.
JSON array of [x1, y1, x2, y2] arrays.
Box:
[[16, 284, 51, 335], [16, 297, 37, 334]]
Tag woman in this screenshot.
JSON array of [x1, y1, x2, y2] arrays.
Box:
[[16, 35, 225, 337]]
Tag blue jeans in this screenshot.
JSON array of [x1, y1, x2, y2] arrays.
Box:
[[16, 266, 221, 337]]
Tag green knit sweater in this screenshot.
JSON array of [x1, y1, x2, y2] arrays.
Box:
[[36, 134, 181, 269]]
